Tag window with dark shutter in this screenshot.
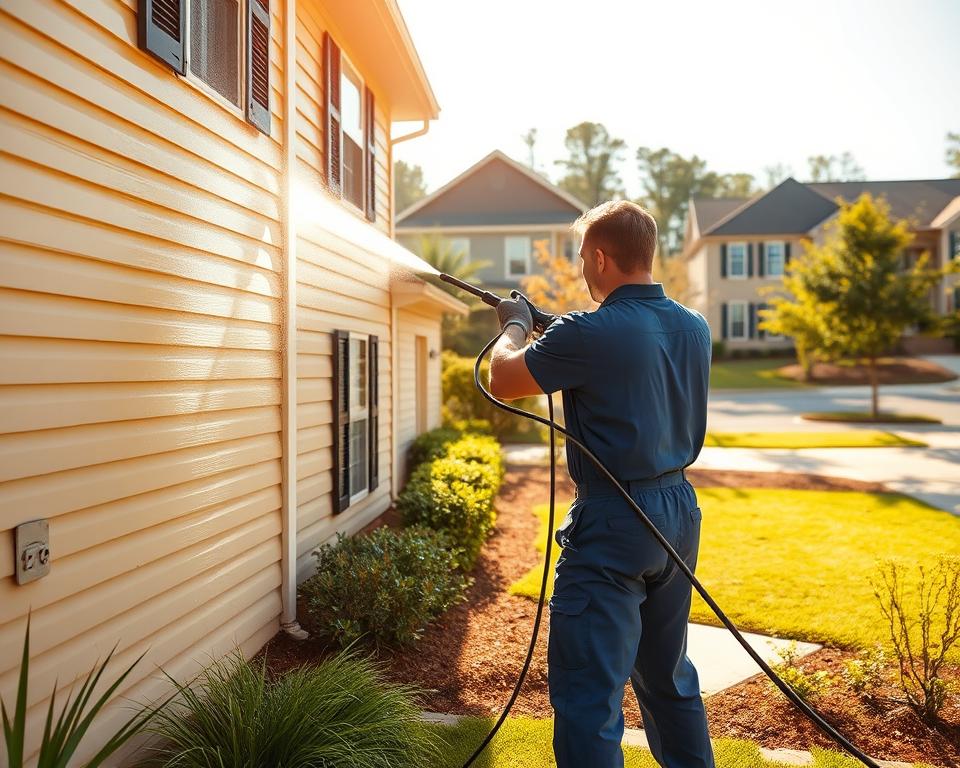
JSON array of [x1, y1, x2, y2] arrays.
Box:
[[721, 303, 728, 339], [364, 87, 377, 222], [332, 330, 350, 514], [368, 335, 379, 491], [246, 0, 270, 135], [324, 32, 342, 197], [748, 303, 757, 338], [758, 242, 765, 278], [138, 0, 185, 73], [720, 244, 727, 278], [784, 242, 792, 264], [747, 243, 754, 277]]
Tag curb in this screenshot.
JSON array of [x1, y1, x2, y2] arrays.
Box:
[[421, 712, 920, 768]]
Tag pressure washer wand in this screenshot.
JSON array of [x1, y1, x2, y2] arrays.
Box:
[[439, 273, 558, 334]]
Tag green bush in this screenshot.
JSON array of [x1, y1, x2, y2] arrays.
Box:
[[444, 434, 505, 484], [841, 644, 887, 695], [767, 641, 834, 701], [301, 526, 471, 649], [397, 457, 498, 570], [143, 647, 440, 768], [446, 418, 492, 436], [711, 340, 727, 360], [408, 427, 462, 469]]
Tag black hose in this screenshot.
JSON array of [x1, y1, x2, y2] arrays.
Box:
[[462, 331, 881, 768]]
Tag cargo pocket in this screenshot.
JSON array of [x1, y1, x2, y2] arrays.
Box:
[[554, 500, 585, 551], [548, 589, 591, 670]]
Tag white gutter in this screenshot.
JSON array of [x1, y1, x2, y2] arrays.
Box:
[[390, 119, 430, 147], [280, 0, 307, 641]]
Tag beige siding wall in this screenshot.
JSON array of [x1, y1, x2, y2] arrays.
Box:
[[700, 239, 799, 349], [291, 4, 395, 586], [0, 0, 288, 763], [395, 307, 442, 483]]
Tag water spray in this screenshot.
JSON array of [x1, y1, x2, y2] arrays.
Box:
[[439, 273, 881, 768]]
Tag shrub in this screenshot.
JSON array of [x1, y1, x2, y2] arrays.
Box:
[[711, 340, 727, 360], [444, 434, 505, 484], [408, 427, 462, 469], [767, 641, 834, 701], [446, 418, 492, 436], [301, 526, 471, 649], [397, 457, 498, 569], [143, 648, 440, 768], [871, 555, 960, 722], [841, 644, 887, 696]]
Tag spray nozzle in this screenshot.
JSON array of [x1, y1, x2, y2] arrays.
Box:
[[439, 273, 558, 335]]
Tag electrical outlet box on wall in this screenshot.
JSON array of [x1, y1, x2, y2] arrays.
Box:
[[15, 519, 51, 585]]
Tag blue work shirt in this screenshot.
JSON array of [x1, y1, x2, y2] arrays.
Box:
[[523, 283, 711, 485]]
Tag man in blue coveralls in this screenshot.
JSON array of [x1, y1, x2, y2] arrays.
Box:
[[488, 200, 714, 768]]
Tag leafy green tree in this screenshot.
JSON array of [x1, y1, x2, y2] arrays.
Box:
[[759, 263, 830, 381], [394, 160, 428, 213], [418, 234, 489, 296], [947, 132, 960, 178], [555, 122, 626, 206], [806, 151, 865, 182], [766, 193, 940, 416]]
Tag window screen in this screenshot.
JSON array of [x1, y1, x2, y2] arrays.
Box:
[[189, 0, 241, 108]]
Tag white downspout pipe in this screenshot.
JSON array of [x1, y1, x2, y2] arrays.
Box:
[[280, 0, 308, 640]]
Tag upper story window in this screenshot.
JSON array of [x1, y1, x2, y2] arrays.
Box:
[[324, 33, 377, 222], [506, 236, 532, 278], [765, 241, 785, 277], [727, 242, 747, 278], [187, 0, 242, 113]]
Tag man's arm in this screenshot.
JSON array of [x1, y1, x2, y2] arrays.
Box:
[[488, 324, 544, 400]]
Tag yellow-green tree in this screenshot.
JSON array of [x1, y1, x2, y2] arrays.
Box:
[[763, 193, 941, 417], [759, 262, 828, 381], [520, 239, 596, 315]]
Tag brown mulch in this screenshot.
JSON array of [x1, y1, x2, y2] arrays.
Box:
[[251, 465, 958, 764], [777, 356, 958, 386], [707, 647, 960, 766]]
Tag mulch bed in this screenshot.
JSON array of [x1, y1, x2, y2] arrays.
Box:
[[777, 357, 958, 386], [252, 465, 959, 765]]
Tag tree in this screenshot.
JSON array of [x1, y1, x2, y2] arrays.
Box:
[[519, 239, 596, 315], [759, 263, 830, 380], [763, 163, 793, 190], [394, 160, 428, 213], [522, 127, 538, 170], [947, 132, 960, 178], [635, 147, 755, 260], [554, 122, 626, 207], [417, 235, 490, 297], [806, 152, 865, 182], [765, 193, 941, 416]]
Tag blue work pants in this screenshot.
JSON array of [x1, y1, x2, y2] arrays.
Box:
[[548, 473, 715, 768]]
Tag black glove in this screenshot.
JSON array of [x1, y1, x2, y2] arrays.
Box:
[[496, 297, 533, 338]]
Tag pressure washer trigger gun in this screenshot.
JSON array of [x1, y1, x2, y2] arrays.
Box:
[[509, 290, 558, 336]]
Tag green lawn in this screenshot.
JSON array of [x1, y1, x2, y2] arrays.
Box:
[[427, 716, 936, 768], [710, 359, 803, 389], [802, 411, 942, 425], [511, 489, 960, 654], [703, 431, 925, 448]]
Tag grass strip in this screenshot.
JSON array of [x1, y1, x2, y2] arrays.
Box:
[[511, 489, 959, 655], [802, 411, 941, 424], [703, 431, 926, 448]]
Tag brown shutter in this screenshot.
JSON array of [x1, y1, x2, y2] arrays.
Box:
[[323, 32, 342, 197], [332, 330, 350, 513], [368, 335, 379, 491], [138, 0, 185, 73], [246, 0, 271, 136], [364, 87, 377, 222]]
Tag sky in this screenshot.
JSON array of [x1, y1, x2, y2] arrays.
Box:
[[392, 0, 960, 199]]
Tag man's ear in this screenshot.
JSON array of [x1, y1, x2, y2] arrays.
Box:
[[595, 247, 606, 273]]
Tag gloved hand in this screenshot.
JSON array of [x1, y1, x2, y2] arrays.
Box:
[[496, 297, 533, 338]]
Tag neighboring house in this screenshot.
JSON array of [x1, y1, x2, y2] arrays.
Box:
[[395, 150, 587, 290], [684, 177, 960, 349], [0, 1, 464, 764]]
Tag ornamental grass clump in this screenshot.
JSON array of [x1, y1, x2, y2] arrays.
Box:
[[397, 455, 499, 569], [301, 525, 470, 649], [142, 647, 440, 768]]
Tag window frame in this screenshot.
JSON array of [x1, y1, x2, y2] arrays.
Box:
[[338, 49, 366, 216], [181, 0, 246, 120], [505, 235, 532, 279], [726, 242, 747, 279], [727, 301, 748, 340], [347, 331, 370, 506], [764, 240, 785, 278]]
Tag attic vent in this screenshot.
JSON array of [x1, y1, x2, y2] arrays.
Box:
[[152, 0, 181, 41]]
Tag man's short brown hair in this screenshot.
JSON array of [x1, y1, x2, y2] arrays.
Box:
[[572, 200, 658, 273]]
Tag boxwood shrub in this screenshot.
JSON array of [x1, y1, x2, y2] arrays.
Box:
[[302, 525, 471, 649], [397, 456, 499, 570]]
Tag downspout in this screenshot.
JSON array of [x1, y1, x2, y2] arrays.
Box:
[[389, 119, 430, 147], [280, 0, 307, 640]]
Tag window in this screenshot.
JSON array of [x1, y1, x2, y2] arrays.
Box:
[[446, 237, 470, 261], [340, 58, 364, 211], [951, 230, 959, 260], [563, 233, 579, 261], [505, 236, 532, 278], [728, 302, 747, 339], [187, 0, 242, 111], [332, 330, 379, 513], [727, 243, 747, 278], [765, 241, 784, 277]]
